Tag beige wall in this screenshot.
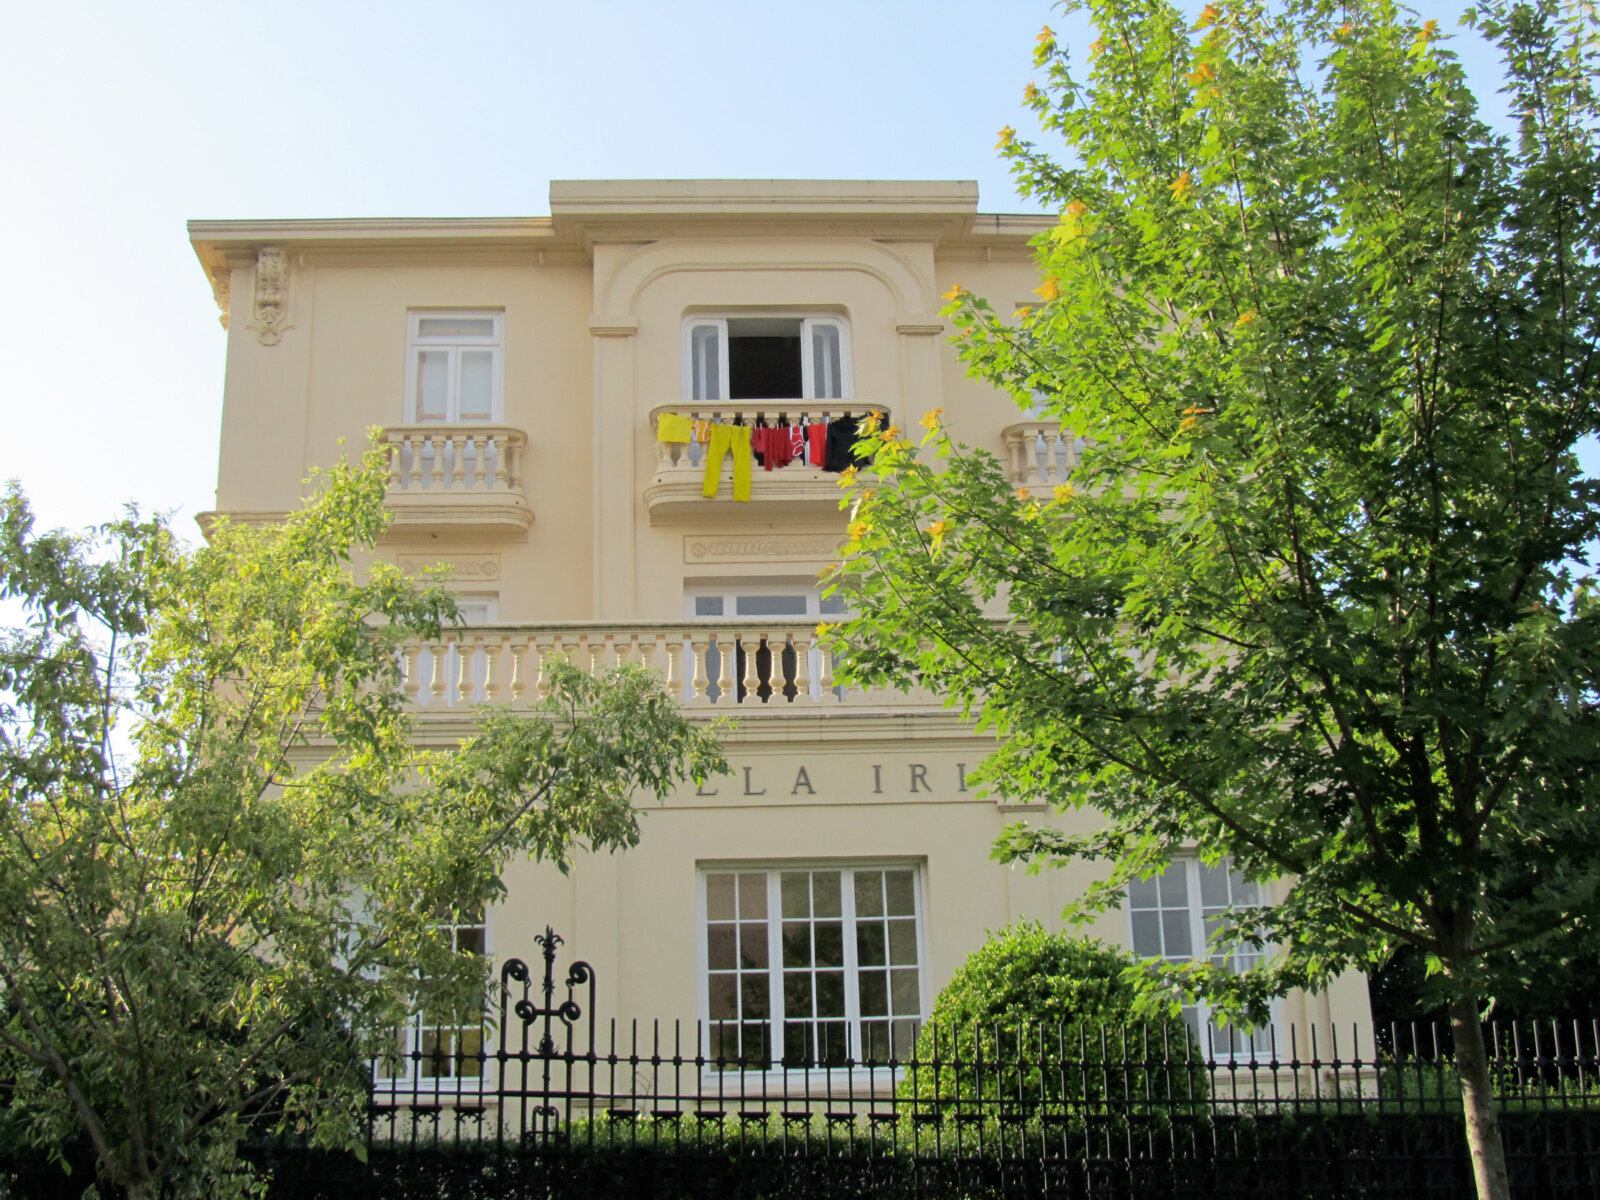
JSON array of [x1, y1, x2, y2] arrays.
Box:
[[194, 182, 1372, 1054]]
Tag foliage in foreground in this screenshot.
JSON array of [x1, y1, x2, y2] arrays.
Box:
[[0, 448, 727, 1200], [897, 923, 1205, 1114], [825, 0, 1600, 1197]]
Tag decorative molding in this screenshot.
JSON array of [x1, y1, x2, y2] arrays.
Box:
[[247, 245, 292, 345], [588, 314, 639, 337], [683, 534, 842, 564], [896, 315, 946, 335], [210, 267, 231, 330], [397, 553, 502, 581]]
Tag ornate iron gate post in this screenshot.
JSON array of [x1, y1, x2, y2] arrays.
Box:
[[496, 927, 596, 1144]]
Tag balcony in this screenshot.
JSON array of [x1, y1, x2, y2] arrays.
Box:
[[382, 425, 533, 539], [398, 621, 944, 718], [644, 403, 887, 523], [1002, 421, 1083, 487]]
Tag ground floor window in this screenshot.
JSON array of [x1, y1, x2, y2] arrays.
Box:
[[1128, 858, 1274, 1056], [377, 907, 487, 1083], [701, 864, 924, 1071]]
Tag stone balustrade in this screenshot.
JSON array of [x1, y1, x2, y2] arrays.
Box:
[[1002, 421, 1084, 487], [381, 425, 533, 536], [401, 622, 944, 713]]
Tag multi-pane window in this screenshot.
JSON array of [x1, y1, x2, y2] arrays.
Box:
[[702, 865, 923, 1071], [682, 316, 851, 401], [1128, 859, 1273, 1056], [405, 312, 503, 422], [378, 908, 487, 1083]]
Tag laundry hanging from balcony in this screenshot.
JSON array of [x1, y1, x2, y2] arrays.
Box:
[[661, 411, 881, 501]]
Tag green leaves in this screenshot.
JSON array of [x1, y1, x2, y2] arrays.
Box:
[[0, 443, 727, 1199], [831, 0, 1600, 1031]]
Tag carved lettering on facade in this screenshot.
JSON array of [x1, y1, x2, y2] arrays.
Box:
[[247, 245, 292, 346], [683, 534, 842, 564], [396, 553, 501, 581]]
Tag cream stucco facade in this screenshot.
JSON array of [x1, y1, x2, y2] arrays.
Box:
[[190, 180, 1372, 1072]]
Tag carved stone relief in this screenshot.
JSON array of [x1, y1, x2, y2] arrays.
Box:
[[396, 553, 502, 581], [247, 245, 292, 345], [683, 534, 841, 564]]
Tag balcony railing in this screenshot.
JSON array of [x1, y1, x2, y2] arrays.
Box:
[[382, 424, 533, 537], [1002, 421, 1083, 487], [645, 403, 888, 521], [400, 622, 944, 714]]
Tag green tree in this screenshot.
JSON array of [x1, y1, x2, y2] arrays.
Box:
[[897, 923, 1203, 1119], [0, 449, 728, 1200], [825, 2, 1600, 1197]]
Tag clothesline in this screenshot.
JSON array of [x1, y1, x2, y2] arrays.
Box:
[[655, 410, 884, 501]]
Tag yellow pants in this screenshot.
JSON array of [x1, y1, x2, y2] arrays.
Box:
[[702, 423, 753, 501]]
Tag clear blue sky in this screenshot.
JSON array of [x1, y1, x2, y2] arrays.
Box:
[[0, 0, 1546, 538]]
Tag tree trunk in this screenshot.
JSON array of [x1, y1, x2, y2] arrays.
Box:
[[1450, 993, 1510, 1200]]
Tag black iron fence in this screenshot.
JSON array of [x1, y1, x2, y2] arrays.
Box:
[[6, 929, 1600, 1198]]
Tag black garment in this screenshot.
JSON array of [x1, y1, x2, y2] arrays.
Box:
[[823, 415, 874, 472]]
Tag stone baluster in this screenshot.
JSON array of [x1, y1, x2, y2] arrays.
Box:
[[449, 434, 465, 489], [429, 641, 448, 705], [403, 645, 422, 706], [387, 440, 403, 491], [455, 637, 474, 705], [792, 631, 812, 703], [470, 433, 488, 490], [715, 632, 735, 704], [429, 436, 445, 489], [665, 635, 684, 699], [409, 434, 425, 490], [1023, 430, 1044, 486], [509, 641, 529, 704], [818, 640, 835, 699], [535, 637, 559, 699], [690, 633, 711, 705], [741, 632, 760, 703]]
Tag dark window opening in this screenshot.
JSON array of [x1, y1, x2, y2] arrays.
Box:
[[728, 319, 802, 399]]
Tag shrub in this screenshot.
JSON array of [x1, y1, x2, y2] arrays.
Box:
[[897, 922, 1205, 1118]]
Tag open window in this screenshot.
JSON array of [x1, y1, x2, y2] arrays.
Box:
[[683, 316, 851, 402]]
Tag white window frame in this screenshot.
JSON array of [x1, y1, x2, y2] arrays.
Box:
[[680, 315, 853, 402], [684, 581, 849, 621], [404, 310, 505, 423], [375, 907, 490, 1091], [697, 862, 928, 1081], [1127, 857, 1279, 1060]]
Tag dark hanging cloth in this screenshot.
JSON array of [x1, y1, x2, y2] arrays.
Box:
[[823, 415, 874, 472]]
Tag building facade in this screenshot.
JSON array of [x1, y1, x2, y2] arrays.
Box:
[[189, 180, 1373, 1078]]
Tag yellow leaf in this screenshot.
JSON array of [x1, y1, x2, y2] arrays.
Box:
[[1187, 63, 1216, 87], [1023, 82, 1040, 102], [861, 411, 882, 434], [815, 622, 835, 639], [1066, 199, 1088, 218], [1053, 484, 1075, 502], [927, 520, 950, 550], [1037, 24, 1055, 44], [1034, 277, 1061, 302], [1234, 309, 1259, 328], [920, 408, 944, 431], [996, 125, 1017, 151], [1015, 486, 1032, 502], [1419, 18, 1438, 39], [848, 520, 870, 540], [837, 465, 859, 487], [940, 282, 967, 301], [1014, 305, 1034, 320], [881, 424, 901, 441], [1336, 23, 1353, 37], [1179, 415, 1199, 433], [1170, 170, 1195, 202], [1089, 38, 1107, 56], [1194, 4, 1221, 28]]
